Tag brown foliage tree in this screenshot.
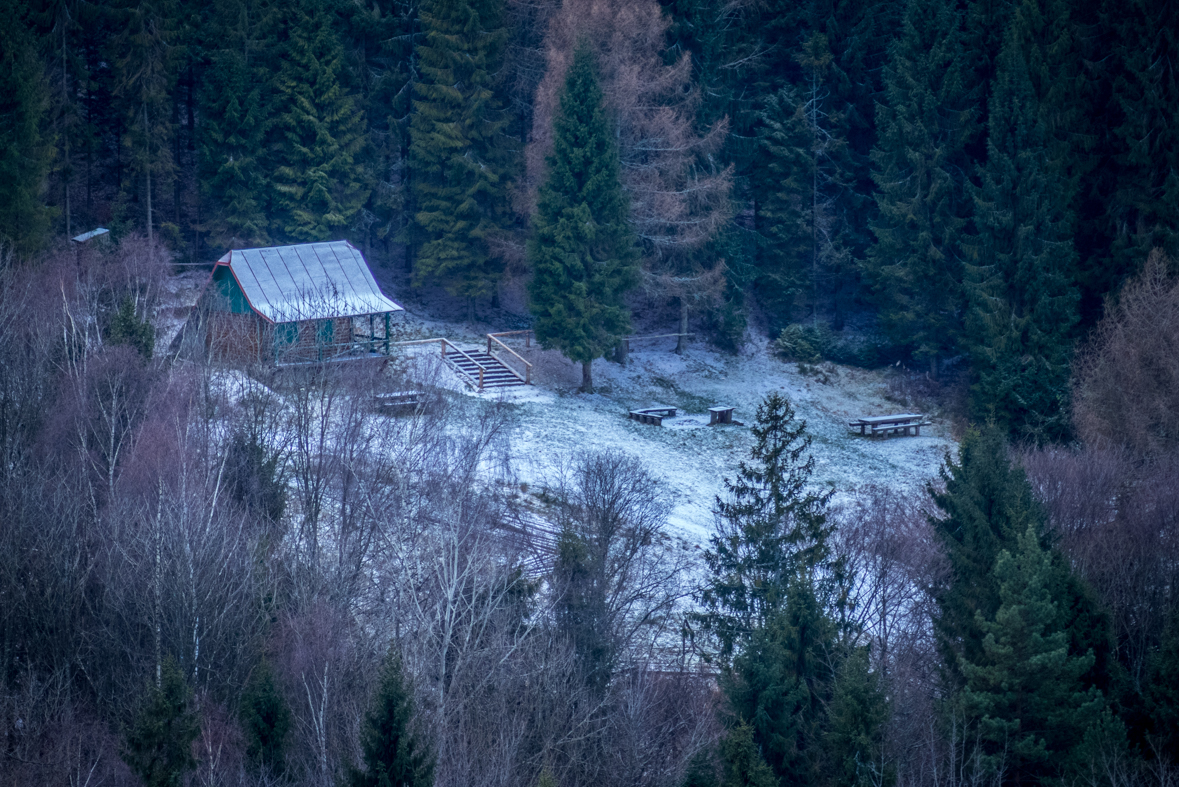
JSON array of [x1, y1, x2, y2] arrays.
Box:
[[526, 0, 731, 255], [1073, 249, 1179, 457]]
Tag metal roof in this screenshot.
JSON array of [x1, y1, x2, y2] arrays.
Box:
[[215, 241, 403, 323], [72, 228, 110, 243]]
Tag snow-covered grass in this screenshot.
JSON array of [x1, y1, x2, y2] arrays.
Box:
[[402, 330, 957, 543]]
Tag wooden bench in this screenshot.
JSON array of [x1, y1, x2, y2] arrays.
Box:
[[709, 406, 741, 426], [375, 390, 425, 413], [629, 405, 677, 426], [848, 413, 931, 437]]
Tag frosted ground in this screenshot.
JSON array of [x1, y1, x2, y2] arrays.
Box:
[[400, 327, 957, 544], [162, 270, 956, 544]]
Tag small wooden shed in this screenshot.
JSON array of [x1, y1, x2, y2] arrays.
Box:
[[193, 240, 404, 365]]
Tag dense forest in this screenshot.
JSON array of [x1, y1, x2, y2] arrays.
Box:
[[3, 0, 1179, 785]]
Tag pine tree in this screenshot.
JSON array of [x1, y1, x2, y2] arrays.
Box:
[[696, 392, 836, 657], [409, 0, 510, 311], [240, 660, 291, 776], [866, 0, 973, 376], [122, 658, 201, 787], [0, 4, 56, 255], [959, 524, 1107, 785], [527, 43, 638, 393], [269, 0, 369, 243], [350, 647, 435, 787], [964, 30, 1079, 444]]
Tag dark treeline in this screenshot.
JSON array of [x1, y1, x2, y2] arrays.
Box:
[[4, 0, 1179, 786]]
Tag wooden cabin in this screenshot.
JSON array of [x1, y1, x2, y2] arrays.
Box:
[[191, 241, 404, 365]]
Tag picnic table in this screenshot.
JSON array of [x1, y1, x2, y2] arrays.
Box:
[[628, 405, 677, 426], [374, 390, 425, 414], [848, 413, 930, 437], [709, 406, 737, 425]]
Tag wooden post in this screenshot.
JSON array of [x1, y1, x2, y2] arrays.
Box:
[[384, 312, 390, 355], [478, 367, 484, 390], [487, 335, 492, 354]]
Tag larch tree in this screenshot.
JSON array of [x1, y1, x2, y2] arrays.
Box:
[[409, 0, 511, 315], [866, 0, 974, 377], [527, 43, 638, 393], [268, 0, 368, 243], [528, 0, 731, 334]]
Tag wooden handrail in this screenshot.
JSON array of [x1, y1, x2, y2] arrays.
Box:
[[487, 329, 533, 347], [486, 334, 533, 384], [395, 337, 490, 390], [625, 332, 695, 342]]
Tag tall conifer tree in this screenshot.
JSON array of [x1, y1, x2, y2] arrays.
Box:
[[198, 0, 271, 247], [960, 525, 1109, 785], [409, 0, 510, 312], [269, 0, 368, 243], [930, 427, 1119, 708], [866, 0, 973, 376], [350, 648, 435, 787], [965, 30, 1078, 444], [0, 4, 56, 254], [527, 43, 638, 393]]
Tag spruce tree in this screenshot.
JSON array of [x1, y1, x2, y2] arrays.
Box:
[[409, 0, 510, 311], [0, 5, 56, 255], [866, 0, 973, 376], [1108, 0, 1179, 296], [724, 576, 835, 787], [553, 524, 614, 693], [1146, 613, 1179, 765], [198, 0, 272, 248], [930, 427, 1119, 704], [824, 647, 891, 787], [929, 427, 1048, 685], [350, 648, 435, 787], [240, 660, 291, 776], [965, 32, 1078, 444], [718, 723, 777, 787], [527, 43, 638, 393], [755, 33, 855, 332], [110, 0, 178, 247], [696, 392, 836, 656], [122, 658, 201, 787], [269, 0, 369, 243], [959, 524, 1108, 785]]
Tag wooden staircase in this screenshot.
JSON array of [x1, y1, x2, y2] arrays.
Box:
[[444, 348, 527, 389], [395, 332, 533, 391]]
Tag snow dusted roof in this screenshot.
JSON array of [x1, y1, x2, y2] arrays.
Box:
[[215, 241, 402, 323]]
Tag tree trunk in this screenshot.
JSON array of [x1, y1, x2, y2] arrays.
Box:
[[676, 298, 688, 354], [144, 103, 153, 248], [930, 353, 938, 381], [581, 360, 593, 393]]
